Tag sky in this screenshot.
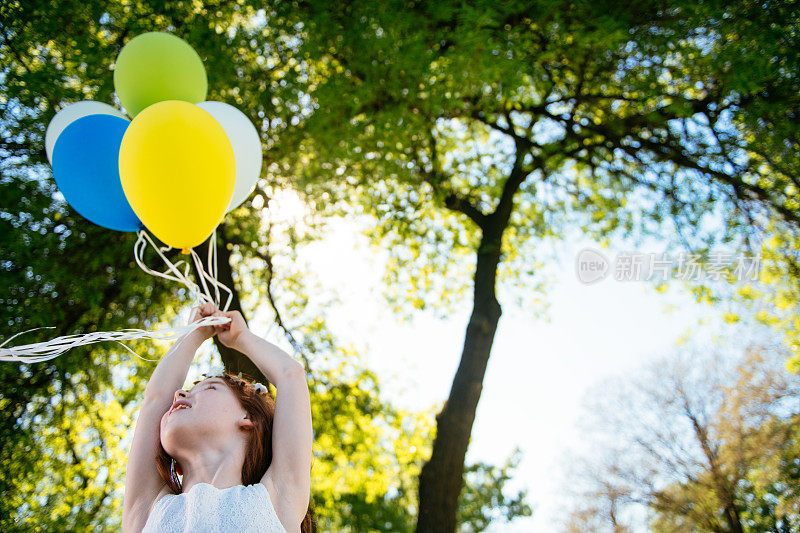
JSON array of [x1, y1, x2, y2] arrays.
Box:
[[172, 205, 774, 532]]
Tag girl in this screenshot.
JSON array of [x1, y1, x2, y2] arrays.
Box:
[[122, 302, 316, 532]]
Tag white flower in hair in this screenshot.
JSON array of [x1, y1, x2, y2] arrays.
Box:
[[253, 382, 267, 394], [206, 365, 225, 377]]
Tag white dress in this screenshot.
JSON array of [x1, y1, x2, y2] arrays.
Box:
[[141, 481, 288, 532]]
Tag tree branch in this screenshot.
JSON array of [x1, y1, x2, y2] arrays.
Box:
[[226, 210, 316, 382]]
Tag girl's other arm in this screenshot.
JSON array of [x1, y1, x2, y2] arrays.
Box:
[[212, 311, 311, 522], [143, 303, 217, 402]]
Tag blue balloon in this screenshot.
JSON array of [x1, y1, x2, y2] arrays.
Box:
[[51, 114, 144, 232]]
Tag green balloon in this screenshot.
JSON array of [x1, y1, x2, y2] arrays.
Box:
[[113, 32, 207, 118]]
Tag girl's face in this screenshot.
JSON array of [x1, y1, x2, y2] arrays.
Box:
[[159, 377, 251, 455]]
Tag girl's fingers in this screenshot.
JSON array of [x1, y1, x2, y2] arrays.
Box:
[[198, 302, 220, 318], [198, 303, 216, 314]]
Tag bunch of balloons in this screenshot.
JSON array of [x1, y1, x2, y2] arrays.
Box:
[[46, 31, 262, 253]]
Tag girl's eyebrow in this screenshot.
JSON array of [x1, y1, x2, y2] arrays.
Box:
[[190, 378, 225, 392]]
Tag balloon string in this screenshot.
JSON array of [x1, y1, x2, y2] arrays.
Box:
[[189, 242, 233, 312], [0, 229, 234, 363], [0, 315, 230, 363], [135, 229, 232, 311], [135, 230, 207, 304], [209, 228, 221, 308]]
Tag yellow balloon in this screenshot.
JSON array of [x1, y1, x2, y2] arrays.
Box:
[[119, 100, 235, 250]]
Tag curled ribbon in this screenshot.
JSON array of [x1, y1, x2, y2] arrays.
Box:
[[0, 228, 233, 363]]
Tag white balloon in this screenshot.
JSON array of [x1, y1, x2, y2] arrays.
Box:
[[45, 101, 127, 164], [196, 101, 263, 213]]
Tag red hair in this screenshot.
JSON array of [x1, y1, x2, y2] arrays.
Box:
[[155, 371, 317, 532]]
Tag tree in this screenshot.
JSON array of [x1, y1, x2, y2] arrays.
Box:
[[239, 1, 800, 529], [563, 341, 800, 532]]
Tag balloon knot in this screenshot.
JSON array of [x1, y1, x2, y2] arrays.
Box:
[[181, 248, 191, 255]]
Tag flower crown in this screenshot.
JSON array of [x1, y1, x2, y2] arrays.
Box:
[[204, 366, 267, 394]]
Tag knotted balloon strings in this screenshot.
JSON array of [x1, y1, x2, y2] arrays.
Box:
[[0, 230, 233, 363], [133, 228, 232, 312]]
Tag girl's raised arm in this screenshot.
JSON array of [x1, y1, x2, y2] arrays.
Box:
[[143, 303, 216, 403], [123, 304, 215, 531], [213, 311, 312, 527]]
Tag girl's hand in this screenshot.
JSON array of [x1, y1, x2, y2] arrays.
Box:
[[212, 309, 250, 349], [187, 302, 220, 342]]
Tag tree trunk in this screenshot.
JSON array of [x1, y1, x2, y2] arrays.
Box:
[[685, 400, 743, 533], [192, 230, 270, 388], [724, 504, 743, 533], [415, 234, 503, 532]]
